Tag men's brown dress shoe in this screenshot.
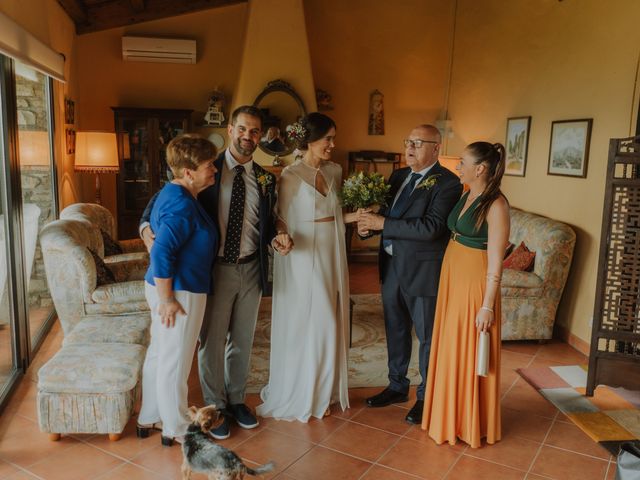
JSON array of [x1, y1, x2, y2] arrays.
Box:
[[366, 387, 409, 407], [405, 400, 424, 424]]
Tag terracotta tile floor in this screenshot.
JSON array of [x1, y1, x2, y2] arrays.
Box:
[[0, 262, 621, 479]]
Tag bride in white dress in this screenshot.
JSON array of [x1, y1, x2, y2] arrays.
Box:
[[256, 113, 358, 422]]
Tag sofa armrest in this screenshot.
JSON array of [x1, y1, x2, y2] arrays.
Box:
[[502, 269, 543, 289], [106, 257, 148, 282], [91, 280, 146, 304], [119, 238, 146, 253]]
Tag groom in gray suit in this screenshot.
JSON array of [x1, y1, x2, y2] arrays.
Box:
[[358, 124, 462, 424]]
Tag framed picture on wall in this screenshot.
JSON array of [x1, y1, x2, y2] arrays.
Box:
[[547, 118, 593, 178], [505, 116, 531, 176], [64, 98, 75, 124], [65, 128, 75, 154]]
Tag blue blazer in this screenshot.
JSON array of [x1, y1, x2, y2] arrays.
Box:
[[144, 183, 219, 294], [141, 151, 277, 295]]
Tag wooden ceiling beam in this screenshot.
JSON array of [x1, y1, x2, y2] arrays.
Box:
[[76, 0, 247, 34], [57, 0, 88, 26]]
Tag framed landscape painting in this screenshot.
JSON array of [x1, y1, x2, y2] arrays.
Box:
[[505, 116, 531, 176], [547, 118, 592, 178]]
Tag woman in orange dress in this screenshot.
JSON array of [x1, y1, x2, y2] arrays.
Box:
[[421, 141, 510, 448]]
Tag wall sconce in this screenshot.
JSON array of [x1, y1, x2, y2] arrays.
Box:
[[74, 131, 119, 204]]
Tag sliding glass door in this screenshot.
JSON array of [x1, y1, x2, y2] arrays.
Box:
[[0, 56, 58, 408], [0, 81, 15, 390], [15, 61, 57, 349]]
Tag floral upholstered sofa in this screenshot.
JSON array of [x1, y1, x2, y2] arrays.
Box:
[[38, 214, 151, 440], [39, 218, 149, 335], [501, 208, 576, 341]]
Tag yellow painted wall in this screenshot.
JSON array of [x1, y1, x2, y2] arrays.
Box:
[[0, 0, 82, 208], [448, 0, 640, 346], [304, 0, 456, 168], [74, 4, 248, 216]]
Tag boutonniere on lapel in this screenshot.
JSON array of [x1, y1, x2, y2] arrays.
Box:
[[256, 172, 274, 196], [417, 174, 441, 191]]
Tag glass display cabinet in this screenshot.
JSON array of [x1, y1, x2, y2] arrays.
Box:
[[113, 107, 192, 239]]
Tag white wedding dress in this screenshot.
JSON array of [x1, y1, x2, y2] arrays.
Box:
[[257, 159, 350, 422]]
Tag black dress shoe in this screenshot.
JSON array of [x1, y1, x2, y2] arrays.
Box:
[[229, 403, 259, 429], [366, 387, 409, 407], [405, 400, 424, 424]]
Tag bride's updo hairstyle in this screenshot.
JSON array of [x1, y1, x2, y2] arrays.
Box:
[[296, 112, 336, 150]]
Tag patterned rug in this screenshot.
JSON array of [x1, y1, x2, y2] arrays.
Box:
[[517, 364, 640, 454], [246, 293, 421, 393]]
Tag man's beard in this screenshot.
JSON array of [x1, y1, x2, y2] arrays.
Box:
[[234, 138, 256, 156]]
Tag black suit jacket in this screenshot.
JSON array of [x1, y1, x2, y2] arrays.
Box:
[[378, 162, 462, 297], [140, 150, 277, 295]]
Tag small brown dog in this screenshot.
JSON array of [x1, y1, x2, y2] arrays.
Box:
[[182, 405, 275, 480]]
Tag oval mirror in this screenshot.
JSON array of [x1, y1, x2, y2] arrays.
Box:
[[253, 80, 306, 157]]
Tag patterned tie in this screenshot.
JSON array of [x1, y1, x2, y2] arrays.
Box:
[[223, 165, 246, 263], [383, 172, 422, 251]]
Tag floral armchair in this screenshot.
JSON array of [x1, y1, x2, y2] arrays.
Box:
[[60, 203, 147, 258], [40, 218, 149, 335], [501, 208, 576, 341]]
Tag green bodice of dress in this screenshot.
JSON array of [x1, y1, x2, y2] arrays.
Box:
[[447, 191, 488, 250]]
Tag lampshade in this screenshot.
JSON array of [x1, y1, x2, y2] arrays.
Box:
[[18, 130, 50, 166], [74, 131, 119, 173], [438, 155, 461, 176]]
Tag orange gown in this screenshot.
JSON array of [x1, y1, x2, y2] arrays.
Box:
[[421, 193, 501, 448]]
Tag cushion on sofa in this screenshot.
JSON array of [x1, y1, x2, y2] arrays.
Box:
[[100, 229, 123, 256], [38, 343, 145, 394], [91, 280, 146, 303], [88, 248, 116, 285], [503, 241, 536, 271]]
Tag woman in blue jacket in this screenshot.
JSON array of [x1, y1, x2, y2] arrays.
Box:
[[137, 135, 219, 445]]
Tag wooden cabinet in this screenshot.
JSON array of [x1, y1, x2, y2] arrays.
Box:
[[113, 107, 192, 239]]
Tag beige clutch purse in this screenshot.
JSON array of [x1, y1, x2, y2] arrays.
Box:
[[476, 331, 490, 377]]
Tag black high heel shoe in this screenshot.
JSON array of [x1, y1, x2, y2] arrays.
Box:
[[136, 422, 162, 439]]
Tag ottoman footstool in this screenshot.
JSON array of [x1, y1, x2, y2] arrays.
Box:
[[37, 343, 146, 441], [63, 313, 151, 346]]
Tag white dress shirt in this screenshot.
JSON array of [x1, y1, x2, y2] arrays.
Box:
[[217, 149, 260, 258], [384, 163, 437, 256]]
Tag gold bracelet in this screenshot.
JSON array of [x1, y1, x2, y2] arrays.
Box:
[[481, 306, 494, 313]]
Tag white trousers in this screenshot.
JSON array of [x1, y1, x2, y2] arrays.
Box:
[[138, 282, 206, 437]]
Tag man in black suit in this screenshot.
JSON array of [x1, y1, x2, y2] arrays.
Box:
[[140, 106, 286, 439], [358, 124, 462, 424]]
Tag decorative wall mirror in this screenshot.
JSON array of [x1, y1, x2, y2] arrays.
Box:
[[253, 79, 306, 158]]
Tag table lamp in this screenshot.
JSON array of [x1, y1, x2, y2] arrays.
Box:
[[74, 131, 119, 204]]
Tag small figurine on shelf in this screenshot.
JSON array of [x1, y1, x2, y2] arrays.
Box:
[[204, 88, 226, 126]]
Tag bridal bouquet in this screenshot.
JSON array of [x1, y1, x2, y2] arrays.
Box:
[[341, 171, 390, 209]]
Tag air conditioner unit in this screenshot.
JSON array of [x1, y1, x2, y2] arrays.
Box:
[[122, 36, 196, 64]]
